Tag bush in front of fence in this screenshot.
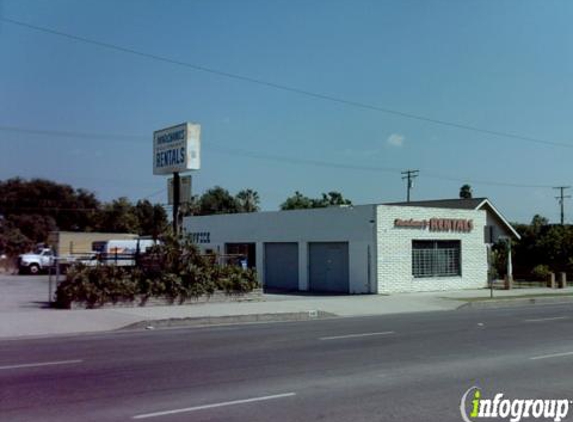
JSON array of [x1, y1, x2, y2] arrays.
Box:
[[54, 235, 259, 309], [530, 264, 551, 282]]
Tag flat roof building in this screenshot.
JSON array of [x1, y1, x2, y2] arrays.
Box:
[[182, 198, 519, 294]]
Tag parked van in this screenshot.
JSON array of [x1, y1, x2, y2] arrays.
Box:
[[99, 239, 159, 266]]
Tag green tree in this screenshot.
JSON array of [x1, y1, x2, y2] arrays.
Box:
[[316, 191, 352, 207], [280, 191, 314, 210], [197, 186, 239, 215], [6, 214, 57, 244], [134, 200, 168, 239], [530, 214, 549, 234], [0, 218, 33, 257], [180, 195, 201, 217], [459, 184, 473, 199], [0, 178, 100, 237], [0, 178, 170, 251], [236, 189, 260, 213], [280, 191, 352, 210], [535, 225, 573, 272], [510, 214, 573, 277], [96, 197, 140, 233]]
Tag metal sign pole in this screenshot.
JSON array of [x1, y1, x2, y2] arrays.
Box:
[[48, 263, 53, 304], [173, 172, 180, 236], [55, 257, 60, 303], [154, 123, 200, 236], [487, 244, 494, 299]]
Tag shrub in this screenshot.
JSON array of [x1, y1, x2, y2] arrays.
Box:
[[215, 266, 258, 293], [531, 264, 551, 281], [55, 264, 137, 309], [55, 234, 259, 308]]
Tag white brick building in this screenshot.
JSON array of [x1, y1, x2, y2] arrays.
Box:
[[182, 198, 519, 294]]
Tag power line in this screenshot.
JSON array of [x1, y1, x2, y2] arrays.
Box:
[[196, 144, 556, 189], [0, 125, 143, 142], [0, 124, 556, 189], [412, 171, 553, 189], [142, 188, 167, 200], [3, 17, 573, 150], [0, 206, 99, 212], [0, 199, 167, 212]]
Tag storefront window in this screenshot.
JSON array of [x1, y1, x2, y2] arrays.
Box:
[[412, 240, 461, 278], [224, 243, 257, 269]]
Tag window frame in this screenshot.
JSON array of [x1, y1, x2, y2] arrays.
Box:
[[412, 240, 462, 278]]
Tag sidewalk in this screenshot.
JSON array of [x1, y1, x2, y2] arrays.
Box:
[[0, 292, 459, 338], [2, 273, 573, 339]]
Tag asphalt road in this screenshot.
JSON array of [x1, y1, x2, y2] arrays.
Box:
[[3, 303, 573, 422]]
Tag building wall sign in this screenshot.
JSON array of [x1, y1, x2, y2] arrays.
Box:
[[429, 218, 473, 232], [189, 231, 211, 244], [153, 122, 201, 175], [394, 219, 428, 229], [394, 218, 473, 233]]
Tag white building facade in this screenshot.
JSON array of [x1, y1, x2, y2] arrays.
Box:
[[183, 199, 518, 294]]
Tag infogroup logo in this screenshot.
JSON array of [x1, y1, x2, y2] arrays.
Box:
[[460, 387, 570, 422]]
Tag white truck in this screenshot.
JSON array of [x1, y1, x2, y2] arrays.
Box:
[[18, 247, 97, 274], [18, 239, 158, 273], [99, 239, 158, 266], [17, 247, 55, 274]]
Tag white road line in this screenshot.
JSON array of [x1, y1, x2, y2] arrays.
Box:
[[132, 392, 297, 420], [524, 316, 570, 323], [530, 351, 573, 361], [0, 359, 83, 370], [319, 331, 395, 341]]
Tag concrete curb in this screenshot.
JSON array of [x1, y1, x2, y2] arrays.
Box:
[[457, 296, 573, 310], [120, 310, 338, 330]]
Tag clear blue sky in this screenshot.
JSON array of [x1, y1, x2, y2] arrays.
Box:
[[1, 0, 573, 223]]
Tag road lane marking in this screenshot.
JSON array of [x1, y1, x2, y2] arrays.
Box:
[[132, 392, 297, 419], [0, 359, 83, 370], [524, 316, 570, 323], [319, 331, 395, 341], [530, 351, 573, 361]]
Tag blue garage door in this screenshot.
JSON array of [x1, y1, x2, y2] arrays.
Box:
[[309, 242, 349, 293], [264, 243, 299, 291]]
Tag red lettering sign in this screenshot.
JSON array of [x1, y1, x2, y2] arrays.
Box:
[[395, 218, 474, 232]]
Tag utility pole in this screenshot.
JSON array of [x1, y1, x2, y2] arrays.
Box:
[[401, 170, 419, 202], [553, 186, 571, 225]]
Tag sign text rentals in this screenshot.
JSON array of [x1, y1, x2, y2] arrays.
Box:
[[153, 123, 201, 175], [394, 218, 473, 232]]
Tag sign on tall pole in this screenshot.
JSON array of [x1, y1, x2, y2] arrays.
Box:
[[153, 123, 201, 175], [168, 175, 192, 205], [153, 123, 201, 235]]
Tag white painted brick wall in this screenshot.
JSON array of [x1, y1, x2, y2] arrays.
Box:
[[183, 205, 377, 294], [376, 205, 488, 293]]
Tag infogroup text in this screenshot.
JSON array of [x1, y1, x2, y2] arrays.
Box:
[[461, 387, 570, 422]]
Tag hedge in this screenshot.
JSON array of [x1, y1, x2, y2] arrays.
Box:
[[54, 235, 259, 309]]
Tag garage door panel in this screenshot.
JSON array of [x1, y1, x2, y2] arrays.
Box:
[[309, 242, 349, 293], [264, 243, 299, 291]]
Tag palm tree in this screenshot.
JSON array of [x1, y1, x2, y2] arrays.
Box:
[[236, 189, 260, 213], [459, 184, 473, 199]]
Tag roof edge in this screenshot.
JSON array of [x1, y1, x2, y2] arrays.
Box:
[[476, 199, 521, 240]]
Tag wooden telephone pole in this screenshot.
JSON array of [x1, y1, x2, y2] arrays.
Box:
[[401, 170, 419, 202], [554, 186, 571, 225]]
